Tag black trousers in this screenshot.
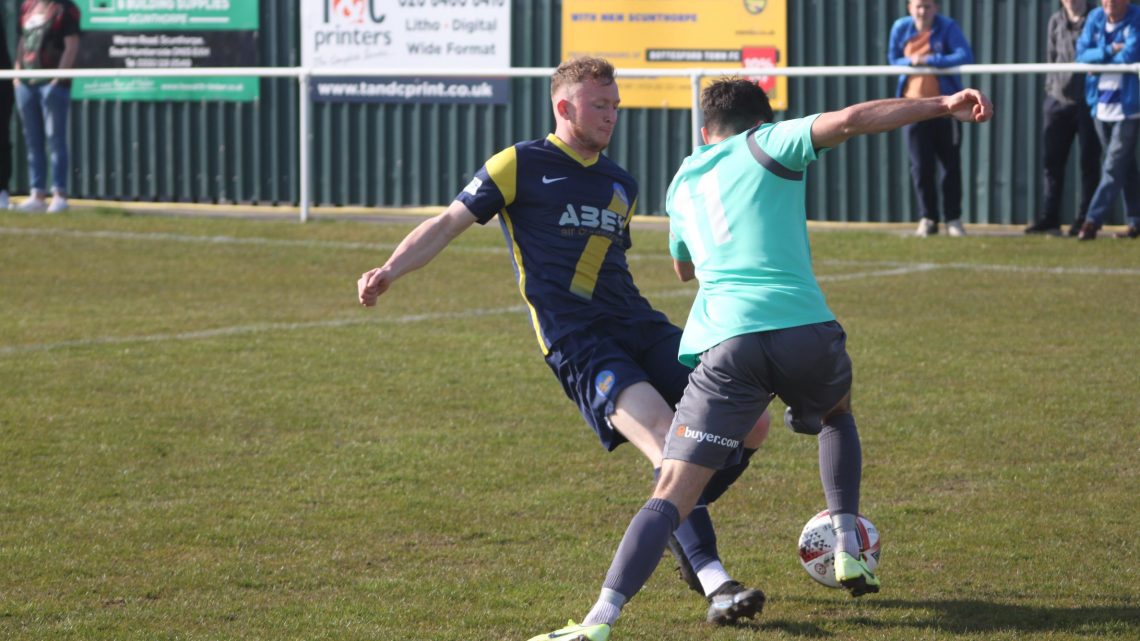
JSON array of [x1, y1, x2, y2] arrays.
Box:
[[0, 80, 11, 190], [904, 117, 962, 223], [1039, 95, 1101, 226]]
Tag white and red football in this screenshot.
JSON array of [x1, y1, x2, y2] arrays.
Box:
[[797, 509, 881, 588]]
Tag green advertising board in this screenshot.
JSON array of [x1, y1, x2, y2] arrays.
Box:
[[74, 0, 260, 101], [81, 1, 259, 31]]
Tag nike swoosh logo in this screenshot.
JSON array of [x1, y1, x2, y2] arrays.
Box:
[[542, 176, 568, 184]]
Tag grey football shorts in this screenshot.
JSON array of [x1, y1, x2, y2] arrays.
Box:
[[664, 320, 852, 470]]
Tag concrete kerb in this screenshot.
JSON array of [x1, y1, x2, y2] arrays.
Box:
[[41, 198, 1128, 237]]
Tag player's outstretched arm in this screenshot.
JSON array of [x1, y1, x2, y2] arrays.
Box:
[[357, 201, 478, 307], [810, 89, 993, 149]]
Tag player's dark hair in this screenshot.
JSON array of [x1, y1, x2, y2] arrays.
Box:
[[701, 77, 774, 138], [551, 56, 616, 97]]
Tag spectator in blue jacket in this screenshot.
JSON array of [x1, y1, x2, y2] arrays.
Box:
[[889, 0, 974, 237], [1075, 0, 1140, 240]]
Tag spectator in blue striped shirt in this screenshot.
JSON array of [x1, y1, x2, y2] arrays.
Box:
[[1075, 0, 1140, 240]]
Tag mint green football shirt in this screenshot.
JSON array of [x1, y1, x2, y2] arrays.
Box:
[[666, 114, 834, 367]]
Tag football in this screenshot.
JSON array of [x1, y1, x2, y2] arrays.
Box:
[[797, 510, 880, 588]]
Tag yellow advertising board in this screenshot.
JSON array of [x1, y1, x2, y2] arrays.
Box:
[[562, 0, 788, 110]]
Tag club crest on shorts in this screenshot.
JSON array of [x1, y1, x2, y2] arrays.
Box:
[[594, 370, 616, 397]]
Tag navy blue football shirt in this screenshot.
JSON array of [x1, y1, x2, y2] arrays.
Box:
[[455, 134, 670, 353]]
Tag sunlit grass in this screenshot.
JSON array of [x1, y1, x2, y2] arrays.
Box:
[[1, 210, 1137, 640]]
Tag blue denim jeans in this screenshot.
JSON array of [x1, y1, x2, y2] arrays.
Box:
[[1086, 118, 1140, 228], [15, 81, 71, 194]]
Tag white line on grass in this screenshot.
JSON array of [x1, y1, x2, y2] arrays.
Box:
[[0, 306, 529, 357], [945, 261, 1140, 276], [4, 227, 1138, 356], [817, 263, 943, 281], [818, 258, 1140, 277], [0, 266, 976, 356], [5, 226, 1140, 275], [647, 265, 941, 301], [0, 226, 504, 255]]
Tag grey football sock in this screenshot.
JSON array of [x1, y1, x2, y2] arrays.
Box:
[[818, 412, 861, 516], [598, 498, 680, 606]]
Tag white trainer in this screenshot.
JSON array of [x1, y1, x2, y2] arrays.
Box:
[[914, 218, 937, 237], [17, 197, 47, 213], [0, 190, 9, 210], [946, 219, 967, 237], [47, 195, 69, 213]]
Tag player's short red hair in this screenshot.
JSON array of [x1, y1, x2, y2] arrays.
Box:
[[551, 56, 616, 97]]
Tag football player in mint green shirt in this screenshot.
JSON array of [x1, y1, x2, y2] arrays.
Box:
[[526, 79, 992, 641], [666, 109, 834, 367], [358, 57, 772, 634]]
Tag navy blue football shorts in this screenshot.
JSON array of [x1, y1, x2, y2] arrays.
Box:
[[666, 320, 853, 469], [545, 317, 691, 451]]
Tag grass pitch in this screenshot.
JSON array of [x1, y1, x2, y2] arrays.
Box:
[[1, 210, 1138, 640]]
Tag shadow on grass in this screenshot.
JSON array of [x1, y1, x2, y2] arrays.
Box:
[[744, 598, 1138, 638]]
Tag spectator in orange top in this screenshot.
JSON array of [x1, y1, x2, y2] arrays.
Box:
[[889, 0, 975, 237]]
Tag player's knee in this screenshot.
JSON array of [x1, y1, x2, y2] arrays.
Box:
[[821, 411, 856, 434], [611, 381, 675, 448], [640, 418, 673, 465], [784, 406, 822, 435], [823, 393, 853, 420], [652, 469, 706, 521], [744, 409, 771, 448]]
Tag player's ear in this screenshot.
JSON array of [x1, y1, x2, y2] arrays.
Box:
[[556, 98, 573, 120], [700, 126, 709, 144]]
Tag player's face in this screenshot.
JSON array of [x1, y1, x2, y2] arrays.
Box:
[[1104, 0, 1129, 22], [908, 0, 938, 29], [566, 79, 620, 154]]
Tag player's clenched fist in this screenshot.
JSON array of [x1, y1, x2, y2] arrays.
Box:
[[945, 88, 993, 124], [358, 267, 391, 307]]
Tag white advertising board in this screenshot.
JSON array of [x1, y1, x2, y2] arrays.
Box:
[[301, 0, 511, 69]]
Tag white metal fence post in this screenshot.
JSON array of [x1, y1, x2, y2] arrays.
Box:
[[691, 72, 703, 150], [298, 70, 311, 223]]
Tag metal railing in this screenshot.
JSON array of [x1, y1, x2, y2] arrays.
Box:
[[1, 63, 1134, 222]]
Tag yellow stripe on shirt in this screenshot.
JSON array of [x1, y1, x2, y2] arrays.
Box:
[[568, 188, 635, 299], [500, 209, 550, 354], [568, 234, 610, 299], [484, 145, 518, 205]]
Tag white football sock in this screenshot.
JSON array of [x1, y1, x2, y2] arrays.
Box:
[[582, 588, 625, 627], [696, 561, 732, 596]]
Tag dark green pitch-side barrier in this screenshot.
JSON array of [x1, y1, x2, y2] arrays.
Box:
[[1, 1, 1131, 224]]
